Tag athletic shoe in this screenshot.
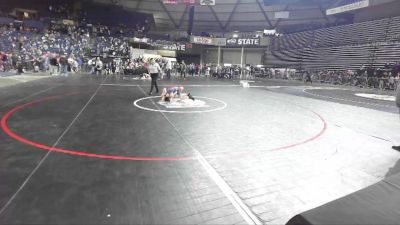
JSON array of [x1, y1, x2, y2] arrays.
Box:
[[188, 93, 195, 101], [148, 92, 152, 95], [393, 146, 400, 151]]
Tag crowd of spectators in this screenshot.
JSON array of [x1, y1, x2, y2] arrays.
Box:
[[0, 0, 153, 75], [0, 20, 143, 75], [290, 64, 400, 90], [0, 23, 90, 74], [1, 13, 398, 92], [197, 63, 400, 91]]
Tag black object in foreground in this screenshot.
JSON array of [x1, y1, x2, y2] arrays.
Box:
[[286, 172, 400, 225]]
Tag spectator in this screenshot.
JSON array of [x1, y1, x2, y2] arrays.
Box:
[[49, 55, 58, 75], [393, 84, 400, 151], [95, 57, 103, 75], [59, 55, 68, 76], [204, 65, 210, 78], [166, 60, 172, 80], [180, 60, 187, 79], [189, 63, 195, 77]]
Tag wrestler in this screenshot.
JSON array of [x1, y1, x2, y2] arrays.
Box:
[[161, 86, 195, 102]]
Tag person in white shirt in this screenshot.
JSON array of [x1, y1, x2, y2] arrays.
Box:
[[205, 66, 210, 78], [95, 57, 103, 75], [147, 58, 161, 95]]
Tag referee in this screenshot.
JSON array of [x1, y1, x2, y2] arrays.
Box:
[[393, 83, 400, 151], [147, 59, 161, 95]]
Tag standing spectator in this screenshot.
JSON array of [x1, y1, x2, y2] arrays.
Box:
[[304, 71, 312, 84], [389, 74, 396, 90], [393, 84, 400, 151], [159, 59, 165, 79], [195, 64, 200, 76], [250, 66, 255, 78], [11, 54, 18, 70], [205, 65, 210, 78], [0, 52, 6, 72], [114, 57, 122, 75], [16, 60, 23, 75], [174, 62, 180, 77], [95, 57, 103, 75], [166, 60, 172, 80], [180, 60, 187, 80], [33, 58, 40, 73], [59, 55, 68, 76], [147, 59, 161, 95], [189, 63, 195, 77], [77, 56, 83, 72], [49, 55, 58, 75], [216, 64, 222, 78]]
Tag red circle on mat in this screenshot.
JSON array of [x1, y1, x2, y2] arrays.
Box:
[[1, 93, 327, 161]]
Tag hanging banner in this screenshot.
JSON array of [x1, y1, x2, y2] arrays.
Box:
[[212, 38, 227, 46], [133, 37, 149, 43], [186, 43, 193, 49], [163, 0, 179, 4], [163, 0, 197, 4], [62, 19, 75, 25], [190, 36, 226, 46], [183, 0, 196, 4], [200, 0, 216, 5], [151, 41, 187, 51], [326, 0, 369, 15], [157, 44, 186, 51], [226, 38, 260, 46], [191, 36, 213, 45]]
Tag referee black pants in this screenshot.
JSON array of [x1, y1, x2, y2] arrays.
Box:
[[150, 73, 159, 93]]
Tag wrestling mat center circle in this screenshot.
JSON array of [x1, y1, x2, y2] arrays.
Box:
[[133, 96, 227, 113]]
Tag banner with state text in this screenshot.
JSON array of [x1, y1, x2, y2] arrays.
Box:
[[226, 38, 260, 46]]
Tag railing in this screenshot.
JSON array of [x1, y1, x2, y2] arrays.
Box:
[[262, 71, 400, 91]]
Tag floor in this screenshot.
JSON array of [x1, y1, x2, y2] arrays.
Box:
[[0, 72, 51, 88], [0, 74, 399, 224]]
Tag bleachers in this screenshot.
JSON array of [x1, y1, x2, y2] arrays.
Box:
[[276, 31, 314, 50], [274, 17, 394, 51], [313, 19, 388, 47], [267, 41, 400, 71], [387, 17, 400, 41], [267, 16, 400, 70]]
